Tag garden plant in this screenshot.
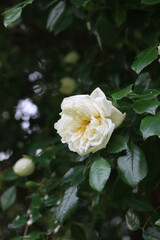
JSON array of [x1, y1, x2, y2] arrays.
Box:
[[0, 0, 160, 240]]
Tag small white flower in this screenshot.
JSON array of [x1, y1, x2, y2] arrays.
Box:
[[64, 51, 79, 64], [54, 88, 125, 156], [13, 157, 35, 176]]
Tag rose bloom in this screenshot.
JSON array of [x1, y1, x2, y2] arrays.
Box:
[[13, 157, 35, 176], [54, 88, 125, 156]]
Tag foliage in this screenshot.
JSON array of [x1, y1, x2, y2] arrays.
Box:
[[0, 0, 160, 239]]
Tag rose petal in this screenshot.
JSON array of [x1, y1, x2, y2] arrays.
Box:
[[110, 106, 126, 128], [90, 88, 112, 117]]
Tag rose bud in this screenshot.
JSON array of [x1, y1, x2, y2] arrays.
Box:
[[60, 77, 77, 95], [13, 157, 35, 177], [64, 51, 79, 64]]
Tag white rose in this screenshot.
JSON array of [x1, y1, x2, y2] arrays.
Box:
[[60, 77, 77, 95], [54, 88, 125, 156], [64, 51, 79, 64], [13, 157, 35, 176]]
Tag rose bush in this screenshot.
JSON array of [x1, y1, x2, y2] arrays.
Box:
[[1, 1, 160, 239], [54, 88, 125, 155]]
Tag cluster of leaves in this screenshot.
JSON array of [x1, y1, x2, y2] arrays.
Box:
[[0, 0, 160, 240]]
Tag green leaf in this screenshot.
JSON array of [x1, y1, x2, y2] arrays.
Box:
[[23, 232, 45, 240], [22, 0, 34, 5], [143, 227, 160, 240], [12, 216, 27, 229], [141, 0, 160, 5], [70, 0, 89, 5], [131, 45, 158, 74], [125, 209, 140, 231], [155, 219, 160, 226], [41, 180, 59, 193], [46, 1, 66, 32], [123, 194, 152, 211], [138, 89, 160, 100], [3, 169, 18, 181], [47, 222, 59, 235], [23, 0, 34, 4], [25, 181, 40, 188], [30, 194, 43, 209], [1, 186, 16, 210], [45, 0, 58, 9], [3, 0, 34, 15], [4, 7, 22, 28], [151, 212, 160, 225], [34, 150, 55, 168], [112, 84, 133, 100], [130, 89, 160, 100], [27, 138, 55, 156], [97, 17, 116, 48], [56, 186, 78, 223], [71, 223, 86, 240], [28, 209, 42, 225], [44, 196, 59, 207], [11, 237, 22, 240], [111, 178, 132, 201], [62, 165, 85, 186], [114, 3, 126, 27], [117, 144, 148, 188], [133, 99, 159, 115], [53, 10, 73, 35], [89, 157, 111, 193], [74, 154, 90, 162], [134, 72, 151, 92], [106, 135, 128, 154], [140, 111, 160, 139]]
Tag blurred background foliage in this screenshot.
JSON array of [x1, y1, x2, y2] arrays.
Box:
[[0, 0, 160, 239]]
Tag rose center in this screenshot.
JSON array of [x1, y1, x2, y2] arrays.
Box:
[[79, 119, 90, 133]]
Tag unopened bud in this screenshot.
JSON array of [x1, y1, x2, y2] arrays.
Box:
[[60, 77, 77, 95], [64, 51, 79, 64], [13, 157, 35, 176]]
